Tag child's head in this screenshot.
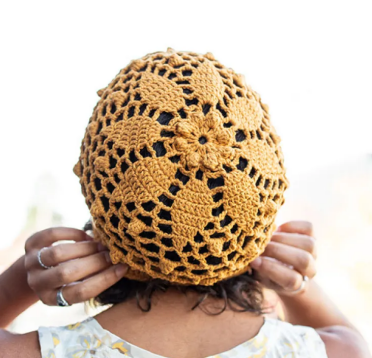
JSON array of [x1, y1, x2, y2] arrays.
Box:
[[74, 48, 288, 287]]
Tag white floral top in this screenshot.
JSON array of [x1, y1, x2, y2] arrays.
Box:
[[38, 317, 328, 358]]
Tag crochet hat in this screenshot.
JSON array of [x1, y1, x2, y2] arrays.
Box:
[[73, 48, 288, 286]]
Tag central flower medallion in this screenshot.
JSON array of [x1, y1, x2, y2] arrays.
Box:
[[173, 110, 236, 171]]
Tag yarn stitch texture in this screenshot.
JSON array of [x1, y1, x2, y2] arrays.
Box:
[[73, 48, 288, 285]]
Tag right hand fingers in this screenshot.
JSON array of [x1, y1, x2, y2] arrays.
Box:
[[251, 256, 304, 293], [28, 251, 113, 290], [270, 232, 317, 259], [25, 241, 100, 270], [25, 227, 90, 252], [261, 241, 317, 278]]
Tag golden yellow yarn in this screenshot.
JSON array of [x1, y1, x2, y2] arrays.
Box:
[[73, 48, 288, 286]]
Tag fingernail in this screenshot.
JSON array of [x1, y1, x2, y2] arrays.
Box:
[[105, 251, 112, 263], [115, 264, 128, 277], [250, 257, 262, 269]]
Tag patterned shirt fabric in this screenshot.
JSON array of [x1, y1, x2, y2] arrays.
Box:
[[38, 317, 328, 358]]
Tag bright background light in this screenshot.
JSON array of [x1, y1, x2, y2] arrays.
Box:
[[1, 0, 371, 349]]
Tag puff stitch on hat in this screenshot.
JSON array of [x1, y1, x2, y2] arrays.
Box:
[[73, 48, 288, 286]]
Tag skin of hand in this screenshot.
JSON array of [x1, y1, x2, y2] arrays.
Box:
[[250, 220, 317, 295], [251, 221, 371, 358], [24, 227, 128, 306]]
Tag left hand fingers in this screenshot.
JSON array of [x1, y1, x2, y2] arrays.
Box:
[[32, 251, 112, 289], [270, 232, 317, 259], [261, 241, 317, 278]]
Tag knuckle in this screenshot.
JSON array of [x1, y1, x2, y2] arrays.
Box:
[[24, 254, 33, 271], [74, 285, 88, 302], [283, 274, 300, 290], [49, 245, 62, 263], [27, 275, 38, 290], [306, 236, 316, 255], [299, 252, 312, 271], [301, 221, 313, 235], [56, 266, 72, 283]]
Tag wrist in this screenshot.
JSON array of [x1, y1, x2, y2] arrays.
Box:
[[0, 256, 38, 327]]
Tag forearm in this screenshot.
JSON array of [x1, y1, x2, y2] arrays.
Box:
[[0, 256, 38, 328], [279, 280, 356, 331]]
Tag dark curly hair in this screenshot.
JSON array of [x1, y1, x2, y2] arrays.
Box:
[[84, 220, 263, 314]]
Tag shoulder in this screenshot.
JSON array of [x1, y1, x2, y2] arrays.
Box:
[[263, 319, 328, 357], [316, 326, 371, 358], [0, 329, 41, 358], [38, 318, 98, 358]]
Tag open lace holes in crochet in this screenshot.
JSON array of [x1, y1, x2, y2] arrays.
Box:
[[199, 246, 208, 254], [107, 182, 115, 194], [126, 202, 136, 212], [158, 224, 172, 234], [192, 269, 208, 275], [129, 150, 138, 163], [185, 98, 199, 106], [168, 184, 180, 195], [178, 109, 187, 118], [139, 104, 147, 115], [212, 192, 223, 202], [242, 236, 254, 249], [204, 223, 214, 230], [194, 232, 203, 243], [216, 103, 227, 117], [139, 231, 156, 239], [157, 112, 173, 125], [182, 243, 192, 253], [100, 196, 110, 212], [161, 238, 173, 247], [223, 165, 232, 173], [206, 256, 222, 265], [182, 70, 192, 76], [223, 121, 233, 128], [212, 204, 224, 217], [140, 146, 152, 158], [207, 176, 224, 189], [110, 214, 119, 228], [158, 194, 174, 207], [210, 232, 225, 238], [183, 88, 193, 95], [94, 178, 102, 191], [158, 209, 171, 221], [165, 251, 181, 262], [160, 130, 175, 138], [142, 243, 160, 254], [235, 130, 246, 142], [236, 157, 248, 171], [202, 104, 211, 115], [152, 142, 167, 157], [195, 170, 204, 180], [121, 161, 129, 175], [188, 256, 200, 265], [137, 214, 153, 226], [220, 215, 232, 227], [175, 169, 190, 185], [198, 136, 207, 144], [142, 201, 156, 212]]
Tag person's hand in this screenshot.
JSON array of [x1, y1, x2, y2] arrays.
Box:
[[24, 227, 128, 306], [250, 221, 317, 296]]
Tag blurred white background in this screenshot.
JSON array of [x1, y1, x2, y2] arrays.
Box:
[[0, 0, 371, 349]]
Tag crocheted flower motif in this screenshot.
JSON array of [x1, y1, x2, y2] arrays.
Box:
[[174, 111, 235, 170]]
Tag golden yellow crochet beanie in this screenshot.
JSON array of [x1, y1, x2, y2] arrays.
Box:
[[73, 48, 288, 286]]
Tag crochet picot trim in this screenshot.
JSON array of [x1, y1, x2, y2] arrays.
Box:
[[73, 48, 288, 285]]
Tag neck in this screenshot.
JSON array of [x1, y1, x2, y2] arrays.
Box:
[[95, 288, 264, 353]]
